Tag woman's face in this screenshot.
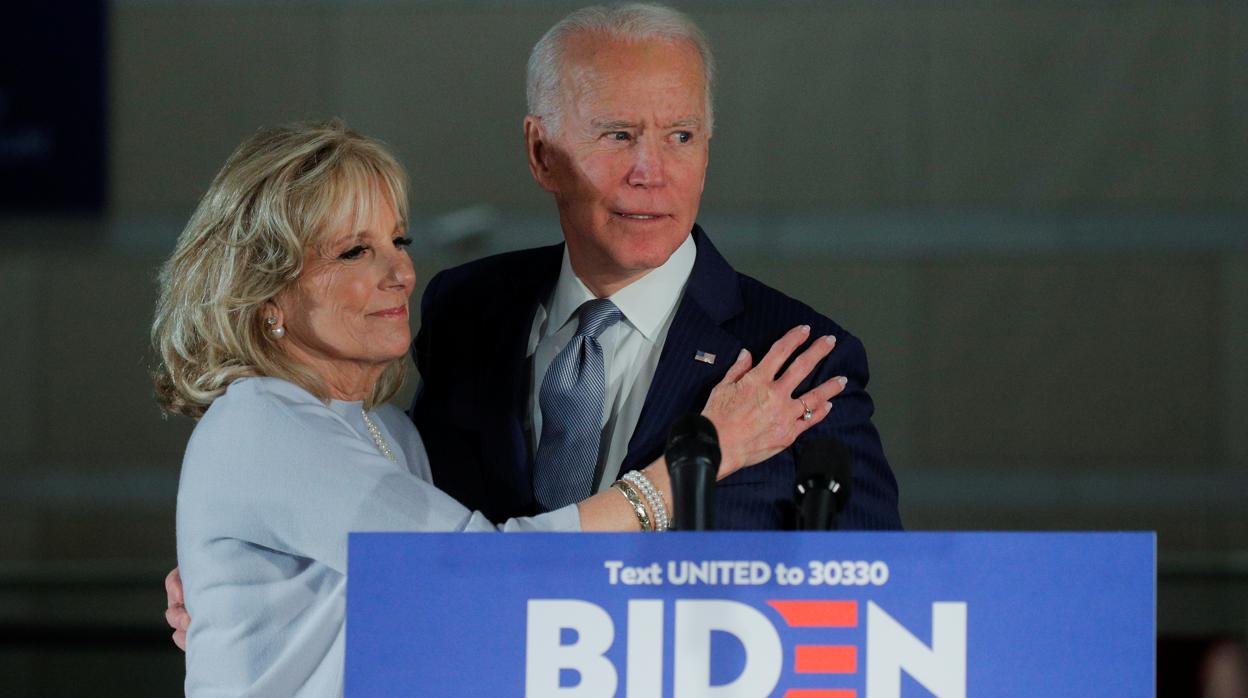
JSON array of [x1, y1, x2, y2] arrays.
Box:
[[272, 194, 415, 396]]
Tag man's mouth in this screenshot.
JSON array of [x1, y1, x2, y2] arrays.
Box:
[[615, 212, 664, 220]]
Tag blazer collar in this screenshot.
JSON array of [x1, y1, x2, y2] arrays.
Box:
[[620, 225, 745, 473], [682, 224, 744, 324]]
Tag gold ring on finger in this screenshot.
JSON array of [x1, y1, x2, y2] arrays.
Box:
[[799, 398, 814, 421]]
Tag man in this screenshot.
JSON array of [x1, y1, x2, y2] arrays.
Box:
[[410, 3, 901, 530], [166, 2, 901, 650]]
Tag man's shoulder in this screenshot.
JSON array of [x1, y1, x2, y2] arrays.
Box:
[[414, 242, 562, 378], [728, 269, 854, 346], [690, 226, 853, 344], [425, 243, 562, 302]]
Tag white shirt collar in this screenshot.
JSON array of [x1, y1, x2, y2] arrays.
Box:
[[544, 233, 696, 342]]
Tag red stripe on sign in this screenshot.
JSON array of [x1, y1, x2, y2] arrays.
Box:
[[767, 600, 858, 627], [782, 690, 857, 698], [794, 645, 857, 674]]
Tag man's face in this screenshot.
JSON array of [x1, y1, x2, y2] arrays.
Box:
[[525, 36, 710, 295]]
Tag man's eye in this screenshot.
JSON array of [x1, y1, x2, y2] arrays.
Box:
[[673, 131, 692, 144], [338, 245, 368, 260], [394, 236, 413, 248], [607, 131, 631, 141]]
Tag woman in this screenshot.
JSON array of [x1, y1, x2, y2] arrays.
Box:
[[153, 120, 844, 696]]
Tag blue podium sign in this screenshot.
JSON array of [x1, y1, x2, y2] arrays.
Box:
[[346, 532, 1153, 697]]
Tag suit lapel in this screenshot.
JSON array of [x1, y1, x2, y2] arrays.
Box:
[[620, 227, 744, 474]]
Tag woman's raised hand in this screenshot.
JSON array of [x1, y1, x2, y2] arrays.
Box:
[[700, 325, 847, 478]]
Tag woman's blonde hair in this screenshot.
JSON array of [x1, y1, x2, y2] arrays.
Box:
[[152, 119, 410, 419]]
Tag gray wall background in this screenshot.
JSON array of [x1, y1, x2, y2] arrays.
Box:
[[2, 0, 1246, 693]]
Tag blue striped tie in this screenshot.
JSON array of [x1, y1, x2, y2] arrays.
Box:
[[533, 298, 623, 510]]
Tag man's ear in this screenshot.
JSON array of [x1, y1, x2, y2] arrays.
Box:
[[524, 115, 558, 193]]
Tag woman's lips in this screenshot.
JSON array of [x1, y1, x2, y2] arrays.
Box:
[[369, 305, 408, 319]]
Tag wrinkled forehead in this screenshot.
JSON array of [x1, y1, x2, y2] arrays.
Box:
[[560, 33, 707, 102]]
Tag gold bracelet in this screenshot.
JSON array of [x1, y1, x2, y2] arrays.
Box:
[[612, 480, 653, 532]]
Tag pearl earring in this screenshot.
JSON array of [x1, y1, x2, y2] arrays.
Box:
[[265, 316, 285, 339]]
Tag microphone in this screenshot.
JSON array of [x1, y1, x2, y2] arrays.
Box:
[[664, 414, 721, 531], [795, 437, 853, 531]]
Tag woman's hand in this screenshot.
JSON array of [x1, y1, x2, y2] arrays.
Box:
[[701, 325, 846, 478], [165, 567, 190, 651]]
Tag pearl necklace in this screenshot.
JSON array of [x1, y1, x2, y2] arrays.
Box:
[[361, 409, 396, 461]]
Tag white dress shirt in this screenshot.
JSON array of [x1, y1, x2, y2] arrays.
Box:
[[527, 233, 697, 493]]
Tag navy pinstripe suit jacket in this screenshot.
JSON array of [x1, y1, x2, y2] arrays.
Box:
[[409, 226, 902, 530]]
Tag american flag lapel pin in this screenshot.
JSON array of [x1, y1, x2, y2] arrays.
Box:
[[693, 350, 716, 365]]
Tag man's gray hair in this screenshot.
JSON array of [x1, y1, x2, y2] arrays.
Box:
[[526, 3, 716, 136]]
